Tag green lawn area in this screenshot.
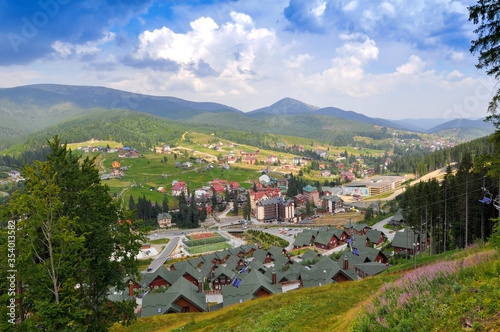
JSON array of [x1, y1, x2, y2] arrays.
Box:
[[98, 152, 260, 204], [184, 242, 232, 255]]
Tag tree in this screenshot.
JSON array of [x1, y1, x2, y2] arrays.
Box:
[[470, 1, 500, 248], [305, 199, 315, 216], [162, 195, 169, 213], [470, 1, 500, 122], [243, 194, 251, 220], [3, 136, 144, 330]]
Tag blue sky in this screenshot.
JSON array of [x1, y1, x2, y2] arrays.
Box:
[[0, 0, 495, 119]]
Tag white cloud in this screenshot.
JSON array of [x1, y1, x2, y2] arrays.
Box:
[[284, 53, 313, 68], [343, 1, 358, 11], [51, 32, 116, 58], [396, 55, 426, 75]]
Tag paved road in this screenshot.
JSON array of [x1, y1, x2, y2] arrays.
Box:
[[371, 216, 396, 242], [145, 236, 181, 273]]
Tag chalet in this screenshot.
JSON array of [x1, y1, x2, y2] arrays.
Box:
[[389, 209, 405, 228], [222, 269, 280, 307], [140, 277, 207, 316], [129, 151, 139, 158], [344, 222, 371, 236], [365, 229, 387, 247], [392, 227, 430, 256]]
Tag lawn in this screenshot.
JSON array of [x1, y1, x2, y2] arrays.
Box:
[[184, 242, 232, 254]]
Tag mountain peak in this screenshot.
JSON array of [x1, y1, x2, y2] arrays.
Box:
[[249, 97, 319, 115]]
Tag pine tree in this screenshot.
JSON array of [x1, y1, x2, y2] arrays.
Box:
[[2, 136, 144, 330]]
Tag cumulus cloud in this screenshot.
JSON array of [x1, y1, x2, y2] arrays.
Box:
[[127, 11, 278, 94]]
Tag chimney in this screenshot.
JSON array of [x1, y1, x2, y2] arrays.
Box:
[[272, 269, 277, 285], [198, 278, 203, 293], [343, 256, 348, 270]]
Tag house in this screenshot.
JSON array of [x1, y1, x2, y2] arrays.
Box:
[[365, 229, 387, 247], [302, 185, 320, 206], [157, 213, 173, 228], [8, 170, 21, 178], [112, 160, 121, 168], [229, 181, 240, 191], [182, 162, 192, 168], [392, 227, 430, 256], [292, 157, 303, 165], [340, 171, 355, 182], [321, 196, 343, 213], [389, 209, 405, 228], [222, 269, 281, 307], [129, 150, 139, 158], [244, 156, 257, 165], [321, 170, 331, 177], [171, 181, 188, 196], [140, 277, 207, 316], [266, 155, 278, 164]]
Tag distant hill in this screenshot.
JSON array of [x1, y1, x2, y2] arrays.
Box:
[[426, 118, 495, 140], [248, 98, 401, 129], [0, 84, 495, 151], [0, 84, 241, 149]]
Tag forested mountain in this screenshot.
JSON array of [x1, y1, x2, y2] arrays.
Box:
[[0, 84, 494, 151]]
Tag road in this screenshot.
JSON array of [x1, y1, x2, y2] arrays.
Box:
[[145, 236, 181, 273]]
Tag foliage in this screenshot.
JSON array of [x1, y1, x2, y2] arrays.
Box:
[[0, 136, 145, 331], [399, 152, 497, 252], [352, 249, 500, 331], [246, 230, 289, 249], [469, 0, 500, 121]]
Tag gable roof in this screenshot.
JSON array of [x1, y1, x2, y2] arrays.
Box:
[[354, 262, 390, 277], [140, 277, 206, 317], [222, 269, 280, 307]]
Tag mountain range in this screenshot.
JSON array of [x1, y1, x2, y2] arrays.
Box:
[[0, 84, 494, 150]]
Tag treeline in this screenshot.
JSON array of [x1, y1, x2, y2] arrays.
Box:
[[389, 135, 494, 176], [11, 110, 188, 152], [128, 192, 207, 229], [399, 152, 498, 253], [0, 146, 52, 168]]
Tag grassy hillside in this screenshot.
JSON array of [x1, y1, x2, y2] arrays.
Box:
[[110, 245, 500, 332]]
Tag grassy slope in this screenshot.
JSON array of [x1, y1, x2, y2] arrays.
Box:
[[110, 245, 500, 332]]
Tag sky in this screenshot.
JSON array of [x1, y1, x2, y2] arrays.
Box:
[[0, 0, 496, 120]]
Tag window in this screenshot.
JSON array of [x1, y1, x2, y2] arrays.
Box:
[[182, 306, 190, 313]]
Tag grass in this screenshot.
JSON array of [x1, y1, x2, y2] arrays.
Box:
[[184, 242, 232, 255], [148, 238, 171, 245], [352, 245, 500, 331]]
